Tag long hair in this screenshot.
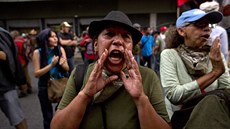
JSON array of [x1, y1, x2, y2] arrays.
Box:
[[36, 28, 62, 69], [165, 26, 184, 49]]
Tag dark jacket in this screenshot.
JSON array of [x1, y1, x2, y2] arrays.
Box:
[[57, 31, 75, 58], [0, 27, 26, 94]]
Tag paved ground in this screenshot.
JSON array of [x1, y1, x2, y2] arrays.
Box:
[[0, 48, 83, 129], [0, 62, 43, 129]]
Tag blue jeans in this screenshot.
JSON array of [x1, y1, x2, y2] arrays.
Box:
[[141, 55, 153, 69], [134, 55, 140, 65], [154, 54, 160, 75], [38, 87, 53, 129]]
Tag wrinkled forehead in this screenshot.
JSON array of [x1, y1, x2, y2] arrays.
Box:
[[103, 25, 132, 35]]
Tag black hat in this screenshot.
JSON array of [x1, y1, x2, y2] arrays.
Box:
[[88, 11, 142, 44]]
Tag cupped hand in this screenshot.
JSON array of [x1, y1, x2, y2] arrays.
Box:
[[82, 49, 118, 97], [51, 55, 59, 66], [209, 36, 225, 75], [59, 56, 66, 66], [120, 49, 144, 100]]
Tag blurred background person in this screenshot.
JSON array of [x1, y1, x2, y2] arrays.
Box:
[[10, 30, 32, 97], [132, 23, 142, 65], [159, 26, 168, 41], [58, 21, 77, 76], [216, 0, 230, 46], [0, 27, 28, 129], [200, 0, 229, 64], [152, 30, 166, 75], [80, 27, 97, 65], [140, 26, 155, 69], [27, 29, 38, 60], [77, 30, 88, 62]]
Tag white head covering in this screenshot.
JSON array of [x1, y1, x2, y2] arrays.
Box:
[[199, 1, 220, 12]]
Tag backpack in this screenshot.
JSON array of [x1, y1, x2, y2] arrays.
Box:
[[14, 37, 30, 64], [74, 64, 88, 92], [14, 37, 29, 64], [74, 64, 108, 128]]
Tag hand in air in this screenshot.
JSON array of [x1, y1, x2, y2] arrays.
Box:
[[82, 49, 118, 98], [120, 49, 144, 100], [59, 56, 66, 66], [209, 36, 225, 74], [51, 55, 59, 67]]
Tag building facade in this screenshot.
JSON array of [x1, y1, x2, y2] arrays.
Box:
[[0, 0, 177, 36]]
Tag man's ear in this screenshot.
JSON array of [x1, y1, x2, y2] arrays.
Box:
[[177, 28, 186, 37], [94, 39, 98, 51]]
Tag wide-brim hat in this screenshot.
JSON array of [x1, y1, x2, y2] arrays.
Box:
[[176, 9, 223, 28], [88, 11, 142, 44]]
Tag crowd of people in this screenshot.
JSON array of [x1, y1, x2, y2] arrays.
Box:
[[0, 0, 230, 129]]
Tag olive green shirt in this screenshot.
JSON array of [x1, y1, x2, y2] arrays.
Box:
[[58, 64, 170, 129]]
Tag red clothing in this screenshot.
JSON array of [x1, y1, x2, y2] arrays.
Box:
[[80, 35, 96, 60], [14, 37, 26, 65]]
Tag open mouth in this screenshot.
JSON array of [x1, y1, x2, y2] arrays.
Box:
[[107, 50, 124, 64], [201, 34, 210, 40]]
